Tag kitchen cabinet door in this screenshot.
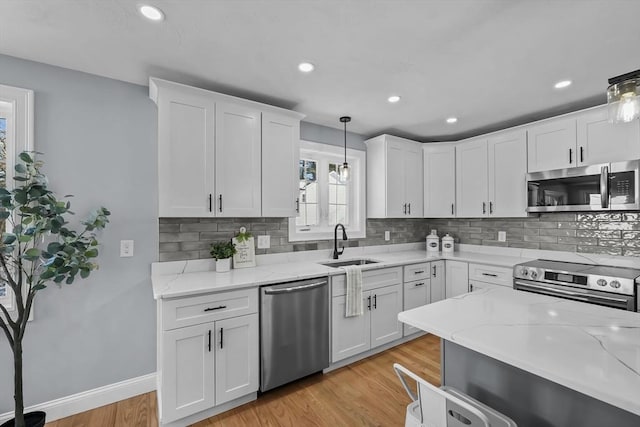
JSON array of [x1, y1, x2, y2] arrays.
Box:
[[157, 89, 215, 217], [445, 260, 469, 298], [527, 118, 576, 172], [456, 139, 489, 217], [488, 130, 528, 217], [385, 139, 407, 217], [576, 106, 640, 166], [331, 294, 371, 362], [423, 144, 456, 217], [214, 313, 259, 406], [404, 142, 424, 217], [403, 280, 430, 336], [161, 323, 215, 423], [430, 261, 445, 303], [215, 103, 262, 217], [262, 113, 300, 217], [370, 284, 403, 348]]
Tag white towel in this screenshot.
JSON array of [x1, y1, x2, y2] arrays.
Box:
[[344, 265, 363, 317]]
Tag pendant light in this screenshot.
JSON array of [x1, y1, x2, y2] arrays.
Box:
[[338, 116, 351, 183], [607, 70, 640, 123]]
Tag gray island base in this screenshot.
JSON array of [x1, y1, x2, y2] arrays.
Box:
[[442, 339, 640, 427]]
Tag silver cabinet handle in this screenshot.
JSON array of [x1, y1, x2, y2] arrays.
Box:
[[263, 280, 327, 294], [600, 165, 609, 208]]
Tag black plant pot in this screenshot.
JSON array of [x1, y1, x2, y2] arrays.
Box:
[[0, 412, 46, 427]]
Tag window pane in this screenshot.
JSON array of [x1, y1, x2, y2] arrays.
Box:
[[337, 185, 346, 204], [329, 183, 336, 204], [336, 205, 347, 224], [328, 204, 337, 226], [305, 182, 318, 203]]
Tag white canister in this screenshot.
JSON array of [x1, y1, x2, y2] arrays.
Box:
[[442, 234, 454, 253], [426, 230, 439, 253]]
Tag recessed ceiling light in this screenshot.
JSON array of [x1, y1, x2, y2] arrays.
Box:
[[298, 62, 315, 73], [554, 80, 572, 89], [138, 4, 165, 21], [446, 117, 458, 124], [387, 95, 401, 103]]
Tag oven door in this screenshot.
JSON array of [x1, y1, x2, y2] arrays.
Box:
[[514, 279, 636, 311]]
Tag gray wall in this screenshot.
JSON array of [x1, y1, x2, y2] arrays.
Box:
[[300, 121, 367, 151], [0, 54, 157, 412]]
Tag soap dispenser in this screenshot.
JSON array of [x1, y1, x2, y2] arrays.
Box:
[[426, 230, 439, 253]]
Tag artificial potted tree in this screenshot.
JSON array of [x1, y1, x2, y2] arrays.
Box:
[[210, 241, 236, 272], [0, 152, 110, 427]]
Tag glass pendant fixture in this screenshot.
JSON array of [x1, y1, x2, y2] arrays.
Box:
[[338, 116, 351, 183], [607, 70, 640, 123]]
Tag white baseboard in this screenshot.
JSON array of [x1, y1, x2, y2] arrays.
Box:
[[0, 373, 157, 424]]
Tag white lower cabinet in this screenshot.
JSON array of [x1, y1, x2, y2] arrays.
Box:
[[403, 280, 430, 336], [430, 261, 445, 303], [445, 260, 469, 298], [331, 267, 404, 363], [158, 289, 259, 425]]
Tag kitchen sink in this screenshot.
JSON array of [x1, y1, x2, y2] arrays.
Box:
[[319, 258, 380, 268]]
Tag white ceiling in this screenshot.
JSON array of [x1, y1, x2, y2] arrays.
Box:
[[1, 0, 639, 140]]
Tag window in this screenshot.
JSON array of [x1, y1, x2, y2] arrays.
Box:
[[0, 85, 34, 316], [289, 140, 366, 241]]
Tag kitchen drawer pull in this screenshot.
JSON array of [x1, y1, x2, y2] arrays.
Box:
[[373, 294, 377, 309], [264, 281, 327, 294], [414, 270, 425, 274], [481, 273, 498, 277], [208, 330, 212, 352], [432, 265, 437, 277], [204, 305, 227, 312], [220, 327, 224, 349], [414, 282, 425, 287]]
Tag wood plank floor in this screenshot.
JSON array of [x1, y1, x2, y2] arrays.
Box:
[[46, 334, 440, 427]]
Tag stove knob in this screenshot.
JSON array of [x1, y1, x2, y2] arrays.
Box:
[[597, 279, 608, 287], [610, 280, 621, 289], [530, 270, 538, 279], [521, 268, 529, 277]]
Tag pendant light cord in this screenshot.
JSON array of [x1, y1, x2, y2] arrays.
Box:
[[344, 120, 347, 163]]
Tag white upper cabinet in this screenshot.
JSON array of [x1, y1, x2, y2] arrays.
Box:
[[366, 135, 423, 218], [262, 113, 300, 217], [527, 118, 576, 172], [423, 143, 456, 217], [215, 103, 262, 217], [456, 139, 489, 217], [156, 87, 216, 217], [150, 78, 304, 218], [576, 106, 640, 166], [487, 130, 528, 217]]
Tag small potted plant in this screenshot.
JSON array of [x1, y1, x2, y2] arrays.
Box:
[[210, 241, 236, 272]]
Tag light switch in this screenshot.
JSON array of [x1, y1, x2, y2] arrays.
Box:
[[385, 231, 391, 241], [257, 235, 271, 249], [120, 240, 134, 257], [498, 231, 507, 242]]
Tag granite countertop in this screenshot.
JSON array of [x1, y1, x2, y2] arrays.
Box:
[[398, 287, 640, 416], [151, 249, 533, 299]]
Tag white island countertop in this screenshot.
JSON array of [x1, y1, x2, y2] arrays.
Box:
[[399, 288, 640, 416]]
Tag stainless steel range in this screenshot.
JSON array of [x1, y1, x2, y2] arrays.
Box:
[[513, 260, 640, 311]]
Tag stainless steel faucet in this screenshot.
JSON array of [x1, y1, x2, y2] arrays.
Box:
[[333, 223, 348, 259]]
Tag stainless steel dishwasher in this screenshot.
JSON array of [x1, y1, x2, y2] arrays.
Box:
[[260, 276, 330, 392]]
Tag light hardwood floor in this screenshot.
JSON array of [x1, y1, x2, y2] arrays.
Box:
[[46, 334, 440, 427]]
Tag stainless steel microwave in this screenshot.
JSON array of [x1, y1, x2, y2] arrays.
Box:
[[526, 160, 640, 212]]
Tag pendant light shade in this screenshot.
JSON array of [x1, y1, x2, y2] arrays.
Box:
[[339, 116, 351, 183], [607, 70, 640, 123]]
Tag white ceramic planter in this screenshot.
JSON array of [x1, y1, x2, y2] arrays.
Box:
[[216, 258, 231, 272]]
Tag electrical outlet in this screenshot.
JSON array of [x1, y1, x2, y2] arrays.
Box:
[[498, 231, 507, 242], [385, 231, 391, 241], [257, 235, 271, 249], [120, 240, 134, 257]]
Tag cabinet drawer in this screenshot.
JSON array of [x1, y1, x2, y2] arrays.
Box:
[[332, 267, 403, 297], [468, 263, 513, 287], [162, 288, 258, 331], [404, 262, 430, 282]]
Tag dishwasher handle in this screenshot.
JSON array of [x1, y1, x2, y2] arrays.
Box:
[[263, 280, 328, 295]]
